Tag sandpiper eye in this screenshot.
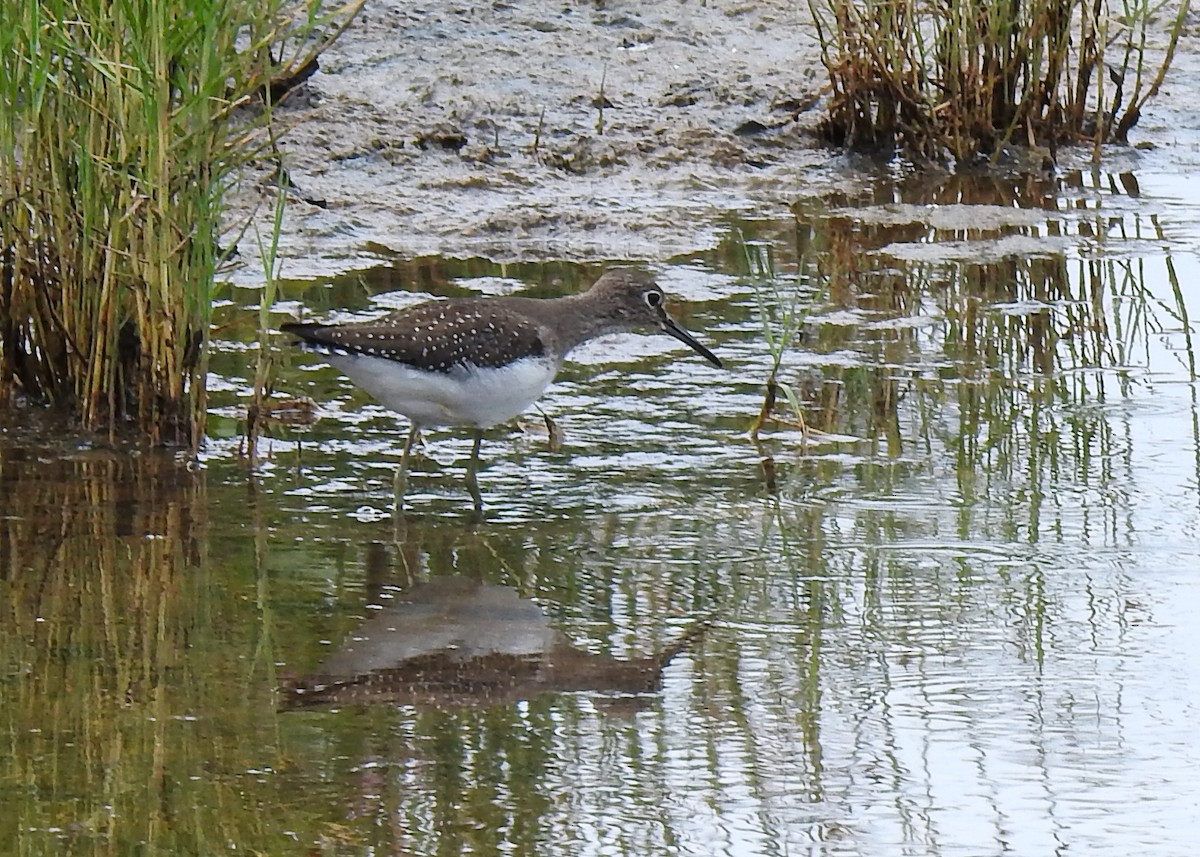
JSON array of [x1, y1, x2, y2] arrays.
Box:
[[643, 290, 663, 308]]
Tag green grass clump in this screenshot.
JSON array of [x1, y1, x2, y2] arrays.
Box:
[[810, 0, 1189, 164], [0, 0, 359, 445]]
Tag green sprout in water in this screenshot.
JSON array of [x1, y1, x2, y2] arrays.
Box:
[[744, 236, 826, 443]]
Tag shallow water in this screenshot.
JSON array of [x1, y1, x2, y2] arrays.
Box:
[[3, 164, 1200, 856]]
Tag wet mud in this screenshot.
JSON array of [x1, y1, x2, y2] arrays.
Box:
[[222, 0, 1200, 287]]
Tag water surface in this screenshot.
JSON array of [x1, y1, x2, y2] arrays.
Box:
[[3, 165, 1199, 856]]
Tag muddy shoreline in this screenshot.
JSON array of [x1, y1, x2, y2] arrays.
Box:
[[222, 0, 1200, 286]]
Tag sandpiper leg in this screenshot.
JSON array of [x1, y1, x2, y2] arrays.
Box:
[[537, 405, 563, 452], [465, 430, 484, 512], [394, 424, 420, 503]]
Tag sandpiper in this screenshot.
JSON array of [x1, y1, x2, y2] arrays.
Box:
[[281, 269, 722, 504]]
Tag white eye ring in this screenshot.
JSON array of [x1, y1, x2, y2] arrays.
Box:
[[643, 290, 663, 308]]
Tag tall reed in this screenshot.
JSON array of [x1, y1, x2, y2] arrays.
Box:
[[0, 0, 360, 445], [810, 0, 1189, 164]]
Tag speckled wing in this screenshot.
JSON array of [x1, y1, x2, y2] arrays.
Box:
[[280, 299, 549, 372]]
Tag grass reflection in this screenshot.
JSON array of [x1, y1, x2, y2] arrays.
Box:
[[737, 173, 1195, 543], [0, 444, 307, 854]]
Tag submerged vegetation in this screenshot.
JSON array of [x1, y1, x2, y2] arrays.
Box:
[[0, 0, 360, 444], [810, 0, 1190, 164]]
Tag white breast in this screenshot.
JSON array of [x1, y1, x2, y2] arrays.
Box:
[[322, 352, 560, 428]]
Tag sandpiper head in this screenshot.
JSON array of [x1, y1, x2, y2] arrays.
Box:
[[587, 270, 723, 369]]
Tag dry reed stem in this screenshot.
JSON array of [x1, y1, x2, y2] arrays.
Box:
[[810, 0, 1188, 164]]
